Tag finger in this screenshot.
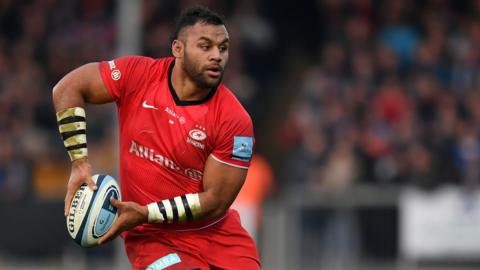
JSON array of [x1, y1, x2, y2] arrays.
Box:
[[110, 197, 120, 207], [85, 175, 97, 191], [64, 190, 74, 216], [98, 221, 120, 245]]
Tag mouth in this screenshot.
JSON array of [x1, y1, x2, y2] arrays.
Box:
[[205, 65, 222, 78]]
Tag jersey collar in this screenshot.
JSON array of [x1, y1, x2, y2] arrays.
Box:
[[168, 61, 218, 106]]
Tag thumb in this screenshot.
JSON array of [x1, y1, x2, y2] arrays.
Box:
[[110, 197, 120, 207], [86, 175, 97, 191]]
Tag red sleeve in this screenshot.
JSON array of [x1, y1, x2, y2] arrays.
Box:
[[99, 56, 154, 104], [211, 114, 255, 169]]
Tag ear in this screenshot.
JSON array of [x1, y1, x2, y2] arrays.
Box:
[[172, 40, 184, 58]]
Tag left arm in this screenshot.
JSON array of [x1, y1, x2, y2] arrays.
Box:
[[198, 155, 248, 219], [98, 155, 247, 244]]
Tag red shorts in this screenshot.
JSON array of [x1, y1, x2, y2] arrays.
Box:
[[123, 210, 261, 270]]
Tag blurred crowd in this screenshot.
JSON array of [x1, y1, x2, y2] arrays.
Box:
[[280, 0, 480, 192], [0, 0, 117, 201]]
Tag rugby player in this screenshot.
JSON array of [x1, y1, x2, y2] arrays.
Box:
[[53, 6, 260, 269]]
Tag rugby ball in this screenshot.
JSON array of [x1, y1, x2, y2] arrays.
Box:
[[66, 174, 121, 247]]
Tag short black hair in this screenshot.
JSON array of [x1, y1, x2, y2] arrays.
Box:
[[170, 6, 225, 43]]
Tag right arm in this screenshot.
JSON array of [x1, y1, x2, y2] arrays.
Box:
[[52, 62, 114, 111], [52, 63, 114, 216]]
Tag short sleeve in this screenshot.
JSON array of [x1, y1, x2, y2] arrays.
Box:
[[211, 116, 255, 169], [99, 56, 154, 103]]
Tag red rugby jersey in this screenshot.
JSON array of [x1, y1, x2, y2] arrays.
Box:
[[99, 56, 254, 229]]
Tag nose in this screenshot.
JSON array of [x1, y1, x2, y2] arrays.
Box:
[[209, 47, 221, 63]]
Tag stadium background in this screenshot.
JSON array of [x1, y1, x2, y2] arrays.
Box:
[[2, 0, 480, 269]]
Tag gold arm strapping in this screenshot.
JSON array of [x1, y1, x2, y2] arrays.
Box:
[[56, 107, 85, 121], [56, 107, 88, 161], [58, 122, 87, 133], [68, 148, 88, 161], [64, 134, 87, 147]]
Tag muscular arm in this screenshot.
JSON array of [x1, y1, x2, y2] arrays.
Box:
[[52, 63, 114, 216], [198, 155, 247, 219], [52, 62, 114, 111]]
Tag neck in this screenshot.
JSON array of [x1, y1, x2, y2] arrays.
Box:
[[171, 60, 210, 101]]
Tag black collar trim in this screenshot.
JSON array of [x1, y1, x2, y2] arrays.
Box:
[[168, 61, 218, 106]]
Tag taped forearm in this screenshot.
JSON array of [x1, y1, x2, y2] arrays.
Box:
[[56, 107, 88, 161], [147, 193, 202, 223]]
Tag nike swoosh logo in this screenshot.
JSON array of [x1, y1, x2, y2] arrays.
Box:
[[142, 100, 158, 110]]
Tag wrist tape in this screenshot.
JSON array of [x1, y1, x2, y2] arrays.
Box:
[[56, 107, 88, 161], [147, 193, 202, 223]]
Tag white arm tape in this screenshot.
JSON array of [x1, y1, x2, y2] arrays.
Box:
[[147, 202, 164, 223]]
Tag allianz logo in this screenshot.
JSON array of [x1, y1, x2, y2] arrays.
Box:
[[129, 140, 203, 181]]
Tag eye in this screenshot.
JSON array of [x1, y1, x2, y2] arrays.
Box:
[[199, 44, 209, 51], [219, 45, 228, 52]]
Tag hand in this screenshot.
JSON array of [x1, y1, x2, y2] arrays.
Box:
[[97, 198, 149, 245], [64, 158, 96, 216]]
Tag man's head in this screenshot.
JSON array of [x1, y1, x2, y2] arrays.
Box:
[[171, 6, 229, 89]]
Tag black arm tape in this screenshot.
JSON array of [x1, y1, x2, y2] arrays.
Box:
[[181, 195, 194, 221]]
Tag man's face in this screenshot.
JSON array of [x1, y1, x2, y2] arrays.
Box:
[[177, 22, 229, 89]]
